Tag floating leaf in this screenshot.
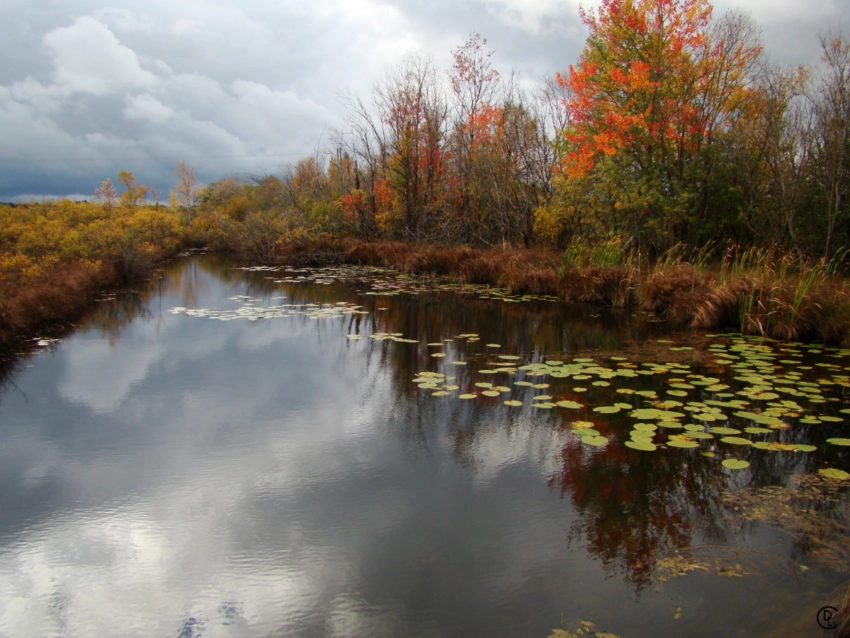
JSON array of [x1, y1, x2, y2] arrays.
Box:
[[572, 428, 600, 437], [667, 438, 700, 449], [481, 390, 501, 397], [826, 438, 850, 446], [720, 436, 752, 446], [581, 435, 609, 447], [818, 468, 850, 480], [459, 393, 477, 400], [557, 400, 584, 409], [593, 405, 621, 414], [633, 422, 658, 432], [625, 439, 657, 451], [722, 459, 750, 470], [789, 443, 817, 452], [504, 399, 523, 407]]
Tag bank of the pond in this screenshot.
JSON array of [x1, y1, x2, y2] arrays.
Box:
[[0, 200, 197, 359], [4, 235, 850, 356], [291, 240, 850, 346]]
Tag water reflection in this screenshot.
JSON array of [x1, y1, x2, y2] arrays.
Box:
[[0, 255, 847, 637]]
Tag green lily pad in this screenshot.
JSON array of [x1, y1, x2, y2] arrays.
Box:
[[722, 459, 750, 470], [789, 443, 817, 452], [572, 428, 600, 437], [481, 390, 501, 397], [625, 439, 657, 451], [826, 438, 850, 446], [459, 393, 477, 400], [657, 421, 684, 429], [581, 435, 609, 447], [504, 399, 523, 407], [593, 405, 621, 414], [687, 431, 715, 440], [819, 468, 850, 480], [633, 422, 658, 432], [557, 400, 584, 409], [720, 436, 752, 446], [667, 438, 700, 449]]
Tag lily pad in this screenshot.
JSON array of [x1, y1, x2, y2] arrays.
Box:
[[625, 439, 657, 452], [720, 436, 752, 446], [722, 459, 750, 470], [826, 438, 850, 446], [818, 468, 850, 480], [459, 393, 477, 400], [593, 405, 621, 414], [556, 400, 584, 409], [504, 399, 523, 407], [572, 428, 600, 437], [667, 438, 700, 449], [581, 435, 609, 447]]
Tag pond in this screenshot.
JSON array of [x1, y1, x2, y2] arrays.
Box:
[[0, 254, 848, 637]]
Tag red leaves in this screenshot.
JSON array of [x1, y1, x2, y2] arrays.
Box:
[[559, 0, 748, 178]]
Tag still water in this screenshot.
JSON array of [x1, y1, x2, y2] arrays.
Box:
[[0, 255, 847, 637]]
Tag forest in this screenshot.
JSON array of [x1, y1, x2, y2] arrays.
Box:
[[2, 0, 850, 350]]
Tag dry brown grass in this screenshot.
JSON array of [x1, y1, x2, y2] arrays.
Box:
[[0, 259, 115, 352]]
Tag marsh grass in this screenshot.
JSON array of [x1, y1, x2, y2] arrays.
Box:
[[4, 199, 850, 351]]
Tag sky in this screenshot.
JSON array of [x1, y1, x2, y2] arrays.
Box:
[[0, 0, 847, 202]]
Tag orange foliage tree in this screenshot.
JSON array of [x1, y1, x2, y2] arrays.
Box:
[[555, 0, 762, 251]]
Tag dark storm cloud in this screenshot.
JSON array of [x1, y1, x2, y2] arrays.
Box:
[[0, 0, 845, 201]]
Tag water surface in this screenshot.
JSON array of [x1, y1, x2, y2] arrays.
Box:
[[0, 255, 847, 637]]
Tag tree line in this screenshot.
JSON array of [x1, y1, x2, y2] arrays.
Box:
[[167, 0, 848, 265]]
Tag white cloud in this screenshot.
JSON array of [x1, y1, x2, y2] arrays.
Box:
[[43, 16, 156, 96], [0, 0, 846, 199], [123, 93, 174, 124]]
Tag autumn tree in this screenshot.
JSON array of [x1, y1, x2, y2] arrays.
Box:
[[95, 177, 118, 209], [553, 0, 762, 251], [375, 56, 449, 238], [447, 33, 502, 241], [805, 34, 850, 261], [118, 171, 147, 208], [170, 161, 200, 223]]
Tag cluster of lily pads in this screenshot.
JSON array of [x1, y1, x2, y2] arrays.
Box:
[[262, 264, 560, 303], [410, 334, 850, 478], [169, 295, 369, 321]]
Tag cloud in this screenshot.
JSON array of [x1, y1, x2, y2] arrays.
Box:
[[0, 0, 846, 200], [44, 16, 156, 96]]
